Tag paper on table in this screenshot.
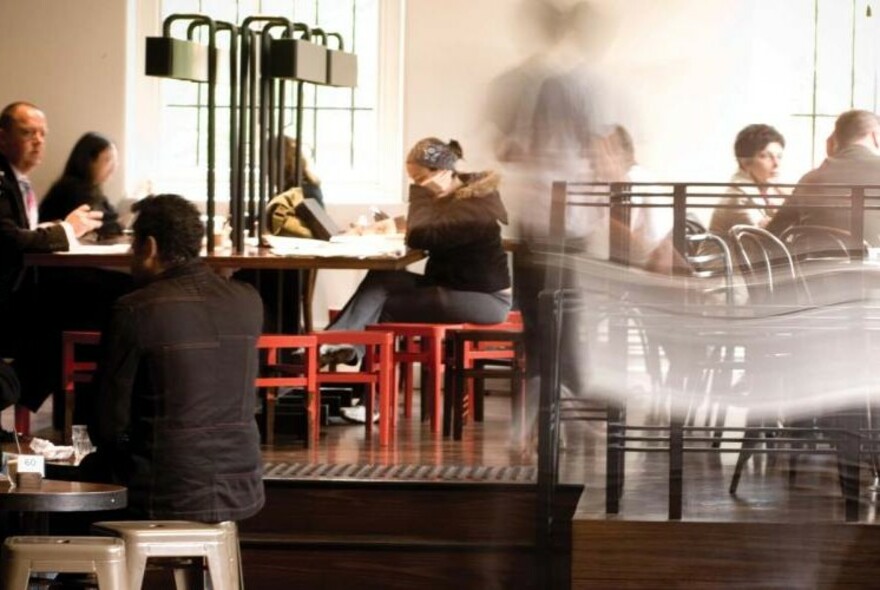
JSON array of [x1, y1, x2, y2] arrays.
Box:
[[265, 234, 406, 258], [29, 437, 75, 461], [62, 243, 131, 255]]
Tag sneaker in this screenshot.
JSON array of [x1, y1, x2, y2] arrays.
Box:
[[319, 345, 359, 367], [339, 405, 380, 424]]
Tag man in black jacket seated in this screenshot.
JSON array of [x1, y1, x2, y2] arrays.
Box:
[[82, 194, 265, 523]]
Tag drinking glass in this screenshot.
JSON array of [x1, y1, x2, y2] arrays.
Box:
[[71, 425, 93, 465]]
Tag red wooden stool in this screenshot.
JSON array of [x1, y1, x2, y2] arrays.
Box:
[[314, 331, 395, 446], [61, 331, 101, 443], [364, 311, 524, 435], [443, 326, 526, 442], [365, 323, 463, 434], [14, 406, 30, 437], [256, 334, 318, 446], [459, 312, 524, 423]]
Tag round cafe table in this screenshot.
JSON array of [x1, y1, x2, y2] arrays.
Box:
[[0, 479, 126, 513], [0, 478, 127, 537]]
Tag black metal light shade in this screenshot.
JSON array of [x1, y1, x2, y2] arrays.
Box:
[[325, 32, 358, 88], [268, 37, 327, 83], [145, 36, 211, 82], [326, 49, 357, 88]]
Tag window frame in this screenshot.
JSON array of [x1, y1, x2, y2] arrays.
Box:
[[125, 0, 406, 208]]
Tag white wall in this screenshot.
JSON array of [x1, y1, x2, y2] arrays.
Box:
[[0, 0, 129, 200], [403, 0, 815, 183]]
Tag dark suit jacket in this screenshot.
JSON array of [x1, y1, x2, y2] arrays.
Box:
[[88, 260, 265, 522], [0, 154, 69, 304], [766, 145, 880, 245]]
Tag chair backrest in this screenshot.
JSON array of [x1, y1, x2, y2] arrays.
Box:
[[684, 226, 735, 305], [728, 224, 808, 305], [780, 224, 866, 261]]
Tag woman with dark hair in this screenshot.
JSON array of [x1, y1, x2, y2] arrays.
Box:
[[709, 123, 787, 236], [40, 132, 122, 240], [37, 133, 131, 428]]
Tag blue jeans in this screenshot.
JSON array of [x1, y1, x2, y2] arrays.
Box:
[[327, 270, 512, 356]]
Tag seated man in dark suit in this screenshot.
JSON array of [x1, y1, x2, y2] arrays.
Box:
[[0, 101, 104, 432], [767, 109, 880, 247], [83, 194, 265, 523]]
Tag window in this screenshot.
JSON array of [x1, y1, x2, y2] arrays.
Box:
[[788, 0, 880, 169], [144, 0, 402, 206]]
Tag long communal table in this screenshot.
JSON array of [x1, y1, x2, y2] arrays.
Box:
[[24, 243, 426, 272]]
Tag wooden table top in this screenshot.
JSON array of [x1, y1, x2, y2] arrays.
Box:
[[0, 478, 127, 512], [24, 243, 426, 271]]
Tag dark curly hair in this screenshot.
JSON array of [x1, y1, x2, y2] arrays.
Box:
[[734, 124, 785, 160], [131, 194, 204, 265]]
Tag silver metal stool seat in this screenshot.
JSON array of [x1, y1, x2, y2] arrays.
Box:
[[1, 536, 128, 590], [92, 520, 241, 590]]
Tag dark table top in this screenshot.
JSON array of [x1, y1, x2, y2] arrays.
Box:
[[24, 243, 426, 271], [0, 479, 127, 512]]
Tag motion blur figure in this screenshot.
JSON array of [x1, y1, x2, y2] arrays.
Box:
[[486, 1, 627, 438]]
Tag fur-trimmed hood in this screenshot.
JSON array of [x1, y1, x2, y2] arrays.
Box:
[[451, 170, 501, 200]]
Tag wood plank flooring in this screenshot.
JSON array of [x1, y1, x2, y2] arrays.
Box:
[[10, 388, 880, 522], [9, 385, 880, 589]]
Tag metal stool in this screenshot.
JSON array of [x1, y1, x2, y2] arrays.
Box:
[[1, 536, 127, 590], [92, 521, 241, 590]]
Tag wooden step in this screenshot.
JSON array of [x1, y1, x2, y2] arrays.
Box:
[[238, 471, 583, 589]]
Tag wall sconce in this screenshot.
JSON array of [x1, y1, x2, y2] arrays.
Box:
[[268, 27, 327, 84], [145, 15, 215, 82]]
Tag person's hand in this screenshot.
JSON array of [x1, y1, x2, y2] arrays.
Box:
[[65, 204, 103, 238], [371, 218, 399, 235]]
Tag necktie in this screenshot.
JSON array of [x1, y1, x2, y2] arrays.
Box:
[[21, 178, 37, 230]]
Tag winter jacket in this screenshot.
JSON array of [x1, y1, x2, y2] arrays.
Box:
[[406, 171, 510, 293]]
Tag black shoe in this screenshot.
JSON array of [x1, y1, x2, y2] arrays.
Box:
[[319, 345, 359, 367], [0, 429, 17, 443]]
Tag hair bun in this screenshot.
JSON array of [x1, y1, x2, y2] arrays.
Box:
[[447, 139, 464, 159]]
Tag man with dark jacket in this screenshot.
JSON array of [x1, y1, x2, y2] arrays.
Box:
[[767, 109, 880, 247], [83, 194, 265, 523]]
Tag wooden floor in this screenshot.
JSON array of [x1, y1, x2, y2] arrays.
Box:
[[8, 387, 880, 588]]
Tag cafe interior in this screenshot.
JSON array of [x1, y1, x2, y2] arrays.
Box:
[[4, 0, 880, 588]]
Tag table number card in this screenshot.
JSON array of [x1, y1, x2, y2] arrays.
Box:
[[16, 455, 45, 476]]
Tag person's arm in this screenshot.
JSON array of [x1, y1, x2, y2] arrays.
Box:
[[90, 302, 139, 452], [405, 187, 506, 251], [765, 190, 802, 237]]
